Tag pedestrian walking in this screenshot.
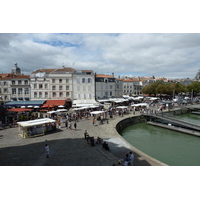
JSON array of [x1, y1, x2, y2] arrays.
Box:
[[129, 151, 134, 166], [92, 118, 95, 125], [57, 119, 61, 128], [124, 153, 130, 166], [45, 144, 50, 158], [74, 122, 77, 130], [84, 130, 89, 139]]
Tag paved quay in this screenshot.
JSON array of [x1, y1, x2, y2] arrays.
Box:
[[0, 111, 167, 166]]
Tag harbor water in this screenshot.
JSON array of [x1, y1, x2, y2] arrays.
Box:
[[121, 113, 200, 166]]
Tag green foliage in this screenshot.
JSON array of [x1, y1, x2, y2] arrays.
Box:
[[142, 81, 188, 95], [187, 81, 200, 93]]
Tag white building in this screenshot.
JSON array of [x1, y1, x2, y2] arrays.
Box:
[[30, 67, 74, 104], [72, 70, 96, 105]]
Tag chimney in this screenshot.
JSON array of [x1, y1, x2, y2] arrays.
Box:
[[112, 72, 114, 78]]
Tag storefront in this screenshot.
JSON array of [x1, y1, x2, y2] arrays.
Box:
[[17, 118, 56, 138]]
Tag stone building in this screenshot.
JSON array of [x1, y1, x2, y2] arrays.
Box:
[[0, 63, 30, 104], [72, 70, 96, 105], [30, 67, 74, 103], [95, 74, 116, 99], [194, 69, 200, 82]]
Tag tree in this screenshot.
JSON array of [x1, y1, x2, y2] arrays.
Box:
[[187, 81, 200, 95]]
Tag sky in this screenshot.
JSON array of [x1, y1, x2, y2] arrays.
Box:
[[0, 33, 200, 79]]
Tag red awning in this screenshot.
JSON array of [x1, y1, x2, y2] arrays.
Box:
[[7, 108, 33, 112], [41, 100, 66, 108]]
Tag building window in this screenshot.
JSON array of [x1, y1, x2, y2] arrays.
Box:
[[34, 84, 37, 89], [110, 91, 112, 96], [110, 85, 112, 89], [18, 88, 22, 94], [12, 88, 16, 94], [34, 92, 37, 98], [45, 92, 48, 98], [4, 88, 8, 93], [18, 80, 22, 85], [66, 85, 69, 90], [59, 92, 63, 97], [39, 84, 43, 89], [45, 84, 48, 89], [25, 88, 29, 94], [59, 79, 62, 83], [52, 86, 56, 90], [52, 79, 55, 83], [39, 92, 42, 98], [53, 92, 56, 97], [3, 81, 7, 86], [59, 86, 62, 90], [66, 92, 69, 97], [82, 78, 85, 83], [88, 78, 91, 83], [12, 80, 15, 85], [66, 79, 69, 83], [25, 80, 28, 85], [4, 96, 7, 100]]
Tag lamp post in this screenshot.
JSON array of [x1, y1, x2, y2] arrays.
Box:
[[173, 89, 175, 99], [191, 89, 193, 101]]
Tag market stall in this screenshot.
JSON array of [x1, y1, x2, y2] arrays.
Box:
[[17, 118, 56, 138], [90, 111, 105, 120]]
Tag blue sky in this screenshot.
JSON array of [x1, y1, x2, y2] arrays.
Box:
[[1, 33, 200, 79]]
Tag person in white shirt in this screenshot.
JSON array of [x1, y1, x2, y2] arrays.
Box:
[[129, 151, 134, 166]]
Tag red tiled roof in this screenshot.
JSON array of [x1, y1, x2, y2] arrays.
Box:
[[11, 75, 30, 79], [96, 74, 113, 78], [41, 100, 66, 107]]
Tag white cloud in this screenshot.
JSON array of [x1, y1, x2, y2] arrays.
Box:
[[0, 33, 200, 78]]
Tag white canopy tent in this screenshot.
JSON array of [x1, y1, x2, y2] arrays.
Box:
[[17, 118, 56, 138], [131, 103, 149, 107], [116, 106, 128, 109], [90, 111, 105, 115], [56, 109, 68, 112], [58, 105, 65, 108], [47, 111, 58, 114]]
